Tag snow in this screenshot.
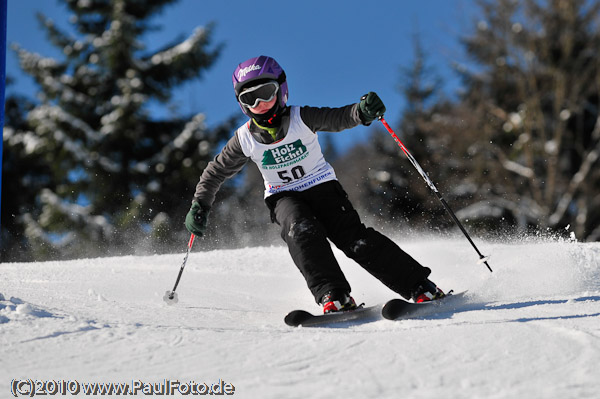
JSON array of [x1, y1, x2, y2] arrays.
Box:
[[137, 27, 207, 70], [2, 237, 600, 398]]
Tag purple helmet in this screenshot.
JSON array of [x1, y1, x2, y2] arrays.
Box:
[[232, 55, 288, 119]]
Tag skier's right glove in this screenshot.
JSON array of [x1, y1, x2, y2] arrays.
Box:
[[358, 92, 386, 125], [185, 201, 211, 236]]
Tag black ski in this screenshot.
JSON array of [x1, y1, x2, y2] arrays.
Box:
[[381, 291, 467, 320], [284, 304, 381, 327], [285, 291, 468, 326]]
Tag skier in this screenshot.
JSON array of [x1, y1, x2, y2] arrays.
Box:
[[185, 55, 445, 313]]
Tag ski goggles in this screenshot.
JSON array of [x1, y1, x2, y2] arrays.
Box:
[[238, 81, 279, 108]]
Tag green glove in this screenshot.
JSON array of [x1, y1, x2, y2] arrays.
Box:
[[185, 201, 211, 236], [358, 92, 386, 125]]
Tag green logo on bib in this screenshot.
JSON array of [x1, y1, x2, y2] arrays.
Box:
[[262, 139, 308, 167]]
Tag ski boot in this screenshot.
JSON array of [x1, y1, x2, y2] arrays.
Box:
[[411, 279, 445, 303], [320, 290, 358, 314]]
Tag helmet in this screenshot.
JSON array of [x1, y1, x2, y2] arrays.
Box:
[[232, 55, 288, 121]]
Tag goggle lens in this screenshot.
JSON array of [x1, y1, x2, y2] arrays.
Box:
[[238, 82, 279, 108]]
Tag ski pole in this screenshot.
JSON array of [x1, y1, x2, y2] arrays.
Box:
[[379, 116, 492, 273], [163, 233, 196, 304]]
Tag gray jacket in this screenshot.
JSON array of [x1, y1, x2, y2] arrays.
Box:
[[193, 103, 363, 207]]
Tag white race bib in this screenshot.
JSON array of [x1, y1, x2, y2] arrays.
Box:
[[237, 106, 337, 197]]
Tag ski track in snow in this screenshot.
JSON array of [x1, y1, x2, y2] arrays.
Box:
[[1, 238, 600, 398]]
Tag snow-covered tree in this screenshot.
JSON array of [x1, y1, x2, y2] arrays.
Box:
[[350, 34, 458, 231], [4, 0, 234, 260], [453, 0, 600, 240], [1, 83, 54, 261]]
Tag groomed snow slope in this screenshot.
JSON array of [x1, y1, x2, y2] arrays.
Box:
[[2, 238, 600, 398]]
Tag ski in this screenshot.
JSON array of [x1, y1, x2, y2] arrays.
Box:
[[285, 291, 468, 326], [381, 290, 468, 320], [284, 304, 381, 327]]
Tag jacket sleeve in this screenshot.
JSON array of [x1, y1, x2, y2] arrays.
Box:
[[299, 103, 362, 132], [193, 133, 249, 207]]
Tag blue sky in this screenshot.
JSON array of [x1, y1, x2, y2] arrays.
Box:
[[6, 0, 475, 152]]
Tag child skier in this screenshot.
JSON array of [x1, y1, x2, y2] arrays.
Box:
[[185, 55, 444, 313]]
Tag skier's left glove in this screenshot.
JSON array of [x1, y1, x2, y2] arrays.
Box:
[[185, 201, 211, 236], [358, 92, 386, 125]]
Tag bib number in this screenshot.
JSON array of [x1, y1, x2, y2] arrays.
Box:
[[277, 166, 306, 183]]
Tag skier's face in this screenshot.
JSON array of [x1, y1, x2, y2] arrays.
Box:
[[248, 97, 277, 114]]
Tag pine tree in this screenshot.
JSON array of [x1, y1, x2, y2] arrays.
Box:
[[1, 80, 54, 261], [7, 0, 233, 260], [453, 0, 600, 240], [356, 34, 455, 230]]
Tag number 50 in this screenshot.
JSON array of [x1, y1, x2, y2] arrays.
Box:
[[277, 166, 305, 183]]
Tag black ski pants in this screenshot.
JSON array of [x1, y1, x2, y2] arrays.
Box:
[[265, 180, 431, 303]]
